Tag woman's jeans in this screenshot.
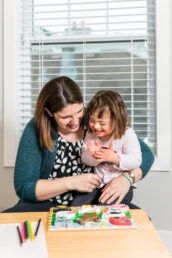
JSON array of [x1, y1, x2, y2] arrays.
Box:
[[71, 186, 135, 207], [2, 186, 139, 213]]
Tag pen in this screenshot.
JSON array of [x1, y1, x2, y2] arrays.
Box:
[[17, 225, 23, 246], [21, 222, 27, 241], [34, 218, 41, 237], [25, 220, 31, 239], [29, 221, 35, 240]]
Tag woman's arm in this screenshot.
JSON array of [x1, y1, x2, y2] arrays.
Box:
[[35, 173, 102, 201], [14, 119, 45, 201], [123, 138, 154, 185], [99, 139, 154, 204], [14, 119, 102, 201], [138, 138, 154, 178]]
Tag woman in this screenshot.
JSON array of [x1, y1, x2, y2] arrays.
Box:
[[2, 76, 154, 212]]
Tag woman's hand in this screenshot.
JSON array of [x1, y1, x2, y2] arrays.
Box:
[[67, 173, 102, 193], [99, 175, 130, 204]]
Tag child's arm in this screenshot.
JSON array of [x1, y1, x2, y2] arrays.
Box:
[[116, 127, 142, 171], [91, 144, 120, 166], [81, 132, 101, 166]]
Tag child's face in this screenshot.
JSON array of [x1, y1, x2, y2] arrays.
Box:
[[89, 110, 114, 141]]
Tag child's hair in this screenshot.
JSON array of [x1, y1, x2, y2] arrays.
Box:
[[35, 76, 84, 151], [87, 90, 130, 139]]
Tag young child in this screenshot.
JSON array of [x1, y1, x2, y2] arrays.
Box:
[[71, 90, 142, 206]]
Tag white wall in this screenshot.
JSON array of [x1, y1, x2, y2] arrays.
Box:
[[0, 0, 172, 231], [133, 172, 172, 230], [0, 0, 19, 210]]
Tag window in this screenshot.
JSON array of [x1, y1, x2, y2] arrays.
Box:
[[4, 0, 171, 171]]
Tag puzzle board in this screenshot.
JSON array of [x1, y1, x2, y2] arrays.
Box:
[[47, 204, 136, 231]]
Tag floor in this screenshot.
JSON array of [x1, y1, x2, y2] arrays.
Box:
[[158, 230, 172, 255]]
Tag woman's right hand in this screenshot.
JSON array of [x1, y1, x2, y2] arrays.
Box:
[[67, 173, 102, 193], [36, 173, 102, 201]]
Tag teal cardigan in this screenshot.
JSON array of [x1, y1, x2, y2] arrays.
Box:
[[14, 118, 154, 202]]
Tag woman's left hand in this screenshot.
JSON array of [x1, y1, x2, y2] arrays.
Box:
[[99, 175, 130, 204]]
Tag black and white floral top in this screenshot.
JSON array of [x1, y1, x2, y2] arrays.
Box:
[[48, 132, 92, 205]]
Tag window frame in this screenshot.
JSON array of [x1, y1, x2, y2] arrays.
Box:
[[3, 0, 18, 167], [3, 0, 171, 171]]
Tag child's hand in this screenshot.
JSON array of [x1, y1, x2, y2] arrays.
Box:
[[87, 140, 101, 155], [93, 142, 119, 166]]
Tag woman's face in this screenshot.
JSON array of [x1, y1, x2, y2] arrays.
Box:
[[53, 103, 84, 133]]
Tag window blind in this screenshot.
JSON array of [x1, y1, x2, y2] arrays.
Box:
[[18, 0, 156, 153]]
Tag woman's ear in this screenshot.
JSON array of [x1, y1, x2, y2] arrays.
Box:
[[45, 107, 53, 117]]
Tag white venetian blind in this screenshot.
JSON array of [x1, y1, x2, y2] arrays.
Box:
[[18, 0, 156, 153]]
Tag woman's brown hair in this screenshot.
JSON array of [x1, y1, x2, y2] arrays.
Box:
[[35, 76, 83, 151], [87, 90, 130, 139]]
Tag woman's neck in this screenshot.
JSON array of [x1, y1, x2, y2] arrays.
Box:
[[58, 126, 84, 142]]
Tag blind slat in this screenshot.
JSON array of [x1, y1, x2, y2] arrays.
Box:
[[18, 0, 156, 152]]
